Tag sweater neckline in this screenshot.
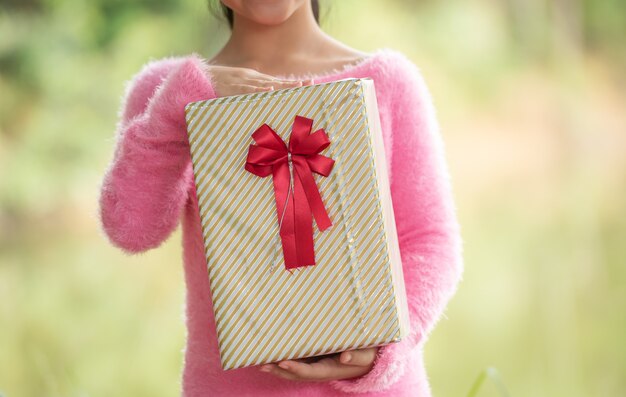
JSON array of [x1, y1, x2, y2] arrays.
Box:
[[272, 47, 389, 81], [203, 47, 389, 83]]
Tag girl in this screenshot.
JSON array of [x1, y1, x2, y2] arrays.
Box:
[[98, 1, 463, 396]]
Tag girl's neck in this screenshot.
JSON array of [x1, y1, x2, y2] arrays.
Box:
[[210, 5, 346, 75]]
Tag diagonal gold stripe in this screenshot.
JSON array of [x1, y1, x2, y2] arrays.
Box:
[[193, 105, 263, 198], [189, 93, 260, 146], [200, 182, 273, 276], [221, 267, 318, 366], [278, 235, 382, 356], [270, 82, 347, 142], [243, 261, 352, 365], [193, 89, 286, 174], [273, 271, 356, 363], [297, 256, 390, 360]]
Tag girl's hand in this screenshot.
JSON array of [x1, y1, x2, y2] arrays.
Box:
[[258, 347, 379, 382], [207, 64, 314, 97]]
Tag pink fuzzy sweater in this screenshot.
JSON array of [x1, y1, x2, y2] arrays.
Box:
[[98, 47, 463, 396]]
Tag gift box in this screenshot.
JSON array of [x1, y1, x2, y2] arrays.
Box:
[[184, 77, 410, 370]]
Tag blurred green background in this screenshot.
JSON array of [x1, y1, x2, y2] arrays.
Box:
[[1, 0, 625, 396]]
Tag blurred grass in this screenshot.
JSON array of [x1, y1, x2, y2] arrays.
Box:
[[1, 0, 625, 396], [467, 367, 511, 397]]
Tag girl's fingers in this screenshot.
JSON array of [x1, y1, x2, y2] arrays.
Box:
[[272, 356, 368, 381], [275, 78, 314, 86], [259, 363, 299, 381], [248, 78, 303, 87], [259, 347, 379, 380], [277, 359, 331, 380], [232, 83, 273, 94], [339, 347, 378, 367]]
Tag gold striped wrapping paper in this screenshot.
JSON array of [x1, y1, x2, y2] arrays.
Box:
[[184, 78, 410, 370]]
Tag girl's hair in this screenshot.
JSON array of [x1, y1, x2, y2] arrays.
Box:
[[209, 1, 321, 29]]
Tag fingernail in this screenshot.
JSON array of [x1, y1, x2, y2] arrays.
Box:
[[260, 365, 271, 372], [343, 353, 352, 363], [278, 362, 290, 370]]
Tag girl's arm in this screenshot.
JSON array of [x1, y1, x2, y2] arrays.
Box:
[[98, 54, 216, 254], [330, 52, 464, 393]]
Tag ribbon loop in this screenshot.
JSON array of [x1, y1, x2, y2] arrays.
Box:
[[245, 115, 335, 270]]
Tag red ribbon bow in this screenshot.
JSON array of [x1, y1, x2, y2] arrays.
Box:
[[244, 115, 335, 270]]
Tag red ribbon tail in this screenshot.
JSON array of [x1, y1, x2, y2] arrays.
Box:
[[293, 158, 333, 231], [288, 169, 316, 269], [272, 163, 298, 268]]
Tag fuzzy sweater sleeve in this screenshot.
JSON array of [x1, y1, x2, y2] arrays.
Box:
[[98, 53, 216, 254], [329, 52, 464, 393]]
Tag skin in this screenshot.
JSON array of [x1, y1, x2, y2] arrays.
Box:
[[206, 0, 379, 382], [207, 0, 371, 96]]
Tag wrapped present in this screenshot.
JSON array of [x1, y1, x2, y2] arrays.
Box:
[[184, 77, 410, 370]]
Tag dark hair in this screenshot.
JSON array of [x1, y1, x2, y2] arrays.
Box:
[[210, 1, 321, 29]]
